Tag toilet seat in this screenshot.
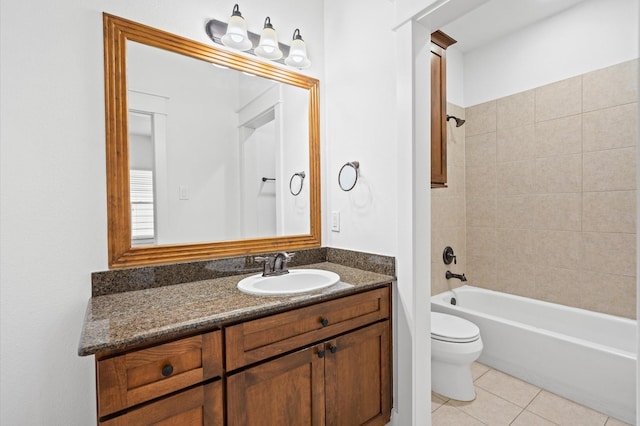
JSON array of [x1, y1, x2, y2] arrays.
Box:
[[431, 312, 480, 343]]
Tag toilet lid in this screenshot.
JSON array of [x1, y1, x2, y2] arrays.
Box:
[[431, 312, 480, 343]]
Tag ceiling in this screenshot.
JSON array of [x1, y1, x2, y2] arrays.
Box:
[[441, 0, 591, 52]]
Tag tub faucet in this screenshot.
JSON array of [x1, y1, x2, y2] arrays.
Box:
[[446, 270, 467, 282]]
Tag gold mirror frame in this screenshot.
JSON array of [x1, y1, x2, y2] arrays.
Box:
[[104, 13, 321, 268]]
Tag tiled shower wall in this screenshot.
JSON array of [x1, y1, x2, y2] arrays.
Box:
[[464, 59, 638, 319], [431, 103, 466, 295]]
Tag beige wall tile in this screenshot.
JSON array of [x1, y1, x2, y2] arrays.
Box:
[[583, 147, 636, 192], [432, 195, 466, 229], [466, 101, 497, 137], [535, 76, 582, 122], [466, 195, 496, 228], [534, 266, 582, 306], [495, 261, 537, 299], [467, 226, 496, 257], [583, 103, 638, 152], [497, 195, 537, 229], [535, 115, 582, 158], [579, 270, 636, 319], [527, 390, 608, 426], [467, 255, 497, 288], [535, 230, 582, 270], [496, 228, 536, 264], [497, 90, 535, 130], [498, 160, 536, 195], [466, 132, 496, 167], [583, 190, 636, 233], [534, 193, 582, 231], [583, 59, 639, 112], [582, 232, 636, 277], [497, 124, 536, 163], [534, 154, 582, 194], [466, 165, 497, 196]]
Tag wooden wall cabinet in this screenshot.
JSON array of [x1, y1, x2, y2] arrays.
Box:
[[94, 286, 392, 426], [430, 30, 457, 187]]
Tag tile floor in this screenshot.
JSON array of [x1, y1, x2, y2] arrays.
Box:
[[431, 363, 632, 426]]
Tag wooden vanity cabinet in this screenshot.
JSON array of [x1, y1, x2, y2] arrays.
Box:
[[96, 330, 223, 424], [430, 30, 457, 187], [226, 286, 392, 426]]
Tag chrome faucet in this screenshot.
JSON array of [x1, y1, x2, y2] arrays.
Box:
[[445, 270, 467, 282], [255, 252, 295, 277]]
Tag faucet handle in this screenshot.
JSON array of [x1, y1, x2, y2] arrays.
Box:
[[254, 256, 271, 263]]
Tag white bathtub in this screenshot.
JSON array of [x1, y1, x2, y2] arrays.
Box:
[[431, 285, 637, 424]]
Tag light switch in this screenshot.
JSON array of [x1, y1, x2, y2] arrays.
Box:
[[331, 211, 340, 232], [179, 185, 190, 200]]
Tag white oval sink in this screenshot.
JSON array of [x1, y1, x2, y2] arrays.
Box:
[[237, 269, 340, 296]]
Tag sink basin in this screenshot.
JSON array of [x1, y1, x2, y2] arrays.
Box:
[[237, 269, 340, 296]]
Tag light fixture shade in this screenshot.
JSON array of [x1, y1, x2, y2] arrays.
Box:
[[285, 29, 311, 69], [221, 4, 252, 51], [255, 17, 283, 60]]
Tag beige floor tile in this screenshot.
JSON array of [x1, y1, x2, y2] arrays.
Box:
[[432, 403, 486, 426], [512, 410, 559, 426], [605, 417, 632, 426], [471, 362, 490, 380], [432, 392, 447, 412], [527, 391, 608, 426], [449, 386, 523, 425], [474, 369, 541, 408]]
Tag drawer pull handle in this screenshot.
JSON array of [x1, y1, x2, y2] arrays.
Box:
[[320, 317, 329, 327], [161, 364, 174, 377], [329, 345, 338, 354], [317, 349, 326, 358]]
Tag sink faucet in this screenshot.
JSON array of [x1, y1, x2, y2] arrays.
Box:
[[255, 252, 295, 277], [445, 270, 467, 282]]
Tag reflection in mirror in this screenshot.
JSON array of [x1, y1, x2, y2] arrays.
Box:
[[104, 13, 321, 268], [289, 171, 306, 196], [126, 41, 310, 245], [338, 161, 360, 191]]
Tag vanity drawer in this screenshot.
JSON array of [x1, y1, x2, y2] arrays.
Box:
[[96, 330, 222, 418], [226, 286, 390, 371]]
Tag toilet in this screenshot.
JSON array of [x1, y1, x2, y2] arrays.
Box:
[[431, 312, 483, 401]]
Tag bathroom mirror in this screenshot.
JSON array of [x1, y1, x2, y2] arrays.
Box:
[[104, 14, 321, 268], [338, 161, 359, 191]]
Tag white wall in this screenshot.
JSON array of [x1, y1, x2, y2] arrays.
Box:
[[0, 0, 324, 424], [462, 0, 639, 107]]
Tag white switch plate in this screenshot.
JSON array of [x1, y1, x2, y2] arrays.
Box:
[[179, 185, 190, 200], [331, 211, 340, 232]]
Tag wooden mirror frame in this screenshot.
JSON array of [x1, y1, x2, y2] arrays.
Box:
[[104, 13, 321, 268]]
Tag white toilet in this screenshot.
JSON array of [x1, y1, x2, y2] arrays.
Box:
[[431, 312, 483, 401]]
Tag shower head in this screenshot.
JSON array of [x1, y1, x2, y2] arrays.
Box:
[[446, 115, 465, 127]]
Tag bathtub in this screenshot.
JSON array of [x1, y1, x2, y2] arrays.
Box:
[[431, 285, 637, 424]]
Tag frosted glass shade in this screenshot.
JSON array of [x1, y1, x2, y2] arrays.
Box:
[[221, 14, 252, 51], [255, 26, 282, 60], [285, 37, 310, 69]]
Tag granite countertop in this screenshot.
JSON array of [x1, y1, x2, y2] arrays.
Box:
[[78, 262, 394, 356]]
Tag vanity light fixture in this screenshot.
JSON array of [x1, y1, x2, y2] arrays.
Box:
[[284, 29, 311, 69], [205, 7, 311, 68], [221, 4, 252, 51], [255, 17, 283, 60]]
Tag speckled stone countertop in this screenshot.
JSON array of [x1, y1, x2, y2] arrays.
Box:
[[78, 261, 394, 356]]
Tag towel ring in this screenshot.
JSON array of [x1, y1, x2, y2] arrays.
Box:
[[338, 161, 359, 191], [289, 171, 306, 196]]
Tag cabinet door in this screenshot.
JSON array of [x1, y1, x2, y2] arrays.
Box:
[[325, 321, 391, 426], [431, 43, 447, 186], [227, 345, 326, 426], [100, 380, 223, 426]]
